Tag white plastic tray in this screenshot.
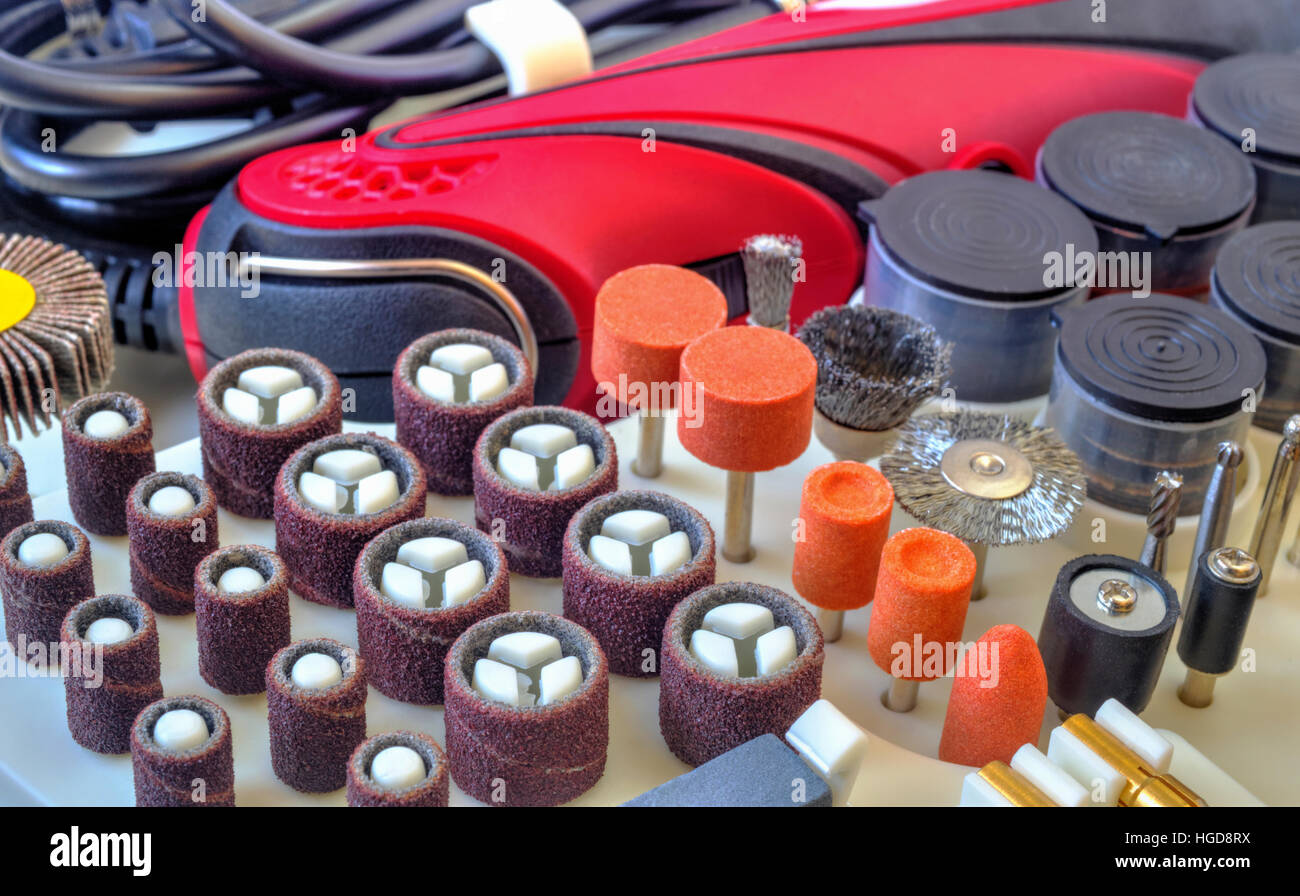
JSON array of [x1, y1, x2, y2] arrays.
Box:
[[0, 415, 1286, 806]]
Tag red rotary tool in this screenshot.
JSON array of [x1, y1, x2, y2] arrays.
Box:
[[180, 0, 1300, 417]]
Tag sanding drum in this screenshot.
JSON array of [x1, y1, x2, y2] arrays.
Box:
[[1046, 293, 1266, 516], [857, 169, 1095, 404], [61, 392, 155, 536]]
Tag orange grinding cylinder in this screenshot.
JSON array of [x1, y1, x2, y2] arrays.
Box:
[[938, 624, 1048, 767], [792, 462, 894, 611], [677, 326, 817, 472], [591, 265, 728, 407], [867, 527, 975, 680]]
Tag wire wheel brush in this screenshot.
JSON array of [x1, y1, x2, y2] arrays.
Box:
[[880, 411, 1086, 598], [0, 234, 113, 438]]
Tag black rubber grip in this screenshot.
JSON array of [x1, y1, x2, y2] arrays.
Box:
[[1177, 551, 1260, 675]]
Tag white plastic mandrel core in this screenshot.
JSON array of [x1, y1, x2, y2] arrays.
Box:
[[702, 603, 774, 640], [217, 566, 267, 594], [83, 409, 130, 439], [291, 652, 343, 689], [419, 343, 509, 404], [238, 365, 302, 398], [649, 531, 691, 576], [85, 616, 133, 645], [370, 745, 427, 791], [488, 631, 562, 670], [430, 344, 494, 375], [689, 628, 739, 678], [313, 449, 382, 484], [398, 537, 466, 572], [473, 657, 532, 706], [539, 655, 582, 705], [226, 366, 317, 424], [601, 510, 670, 545], [355, 470, 399, 514], [785, 699, 869, 806], [299, 470, 346, 513], [1095, 698, 1173, 773], [1010, 744, 1089, 807], [17, 532, 68, 567], [153, 708, 209, 752], [148, 485, 196, 517], [754, 625, 797, 676]]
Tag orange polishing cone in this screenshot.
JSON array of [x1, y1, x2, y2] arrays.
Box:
[[938, 624, 1048, 767]]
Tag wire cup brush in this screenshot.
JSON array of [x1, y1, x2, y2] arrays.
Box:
[[796, 305, 951, 462], [742, 234, 803, 332], [0, 234, 113, 439], [880, 411, 1086, 599]]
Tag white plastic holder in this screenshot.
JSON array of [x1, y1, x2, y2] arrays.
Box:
[[465, 0, 593, 96]]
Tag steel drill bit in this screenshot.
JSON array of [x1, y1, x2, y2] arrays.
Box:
[[1139, 471, 1183, 576], [1257, 415, 1300, 595], [1185, 441, 1243, 599], [741, 234, 801, 331]]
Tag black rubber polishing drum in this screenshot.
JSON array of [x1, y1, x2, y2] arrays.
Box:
[[1210, 222, 1300, 432], [1038, 111, 1256, 295], [1039, 554, 1179, 717], [1191, 53, 1300, 224], [857, 169, 1097, 405], [1045, 293, 1266, 516]]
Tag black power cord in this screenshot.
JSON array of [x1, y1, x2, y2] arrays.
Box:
[[0, 0, 770, 353]]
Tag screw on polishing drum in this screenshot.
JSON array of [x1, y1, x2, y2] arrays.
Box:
[[347, 731, 450, 808], [1211, 222, 1300, 431], [444, 611, 609, 806], [194, 544, 291, 696], [0, 519, 94, 655], [197, 347, 343, 518], [275, 433, 427, 607], [1177, 546, 1261, 708], [867, 527, 975, 712], [677, 326, 816, 563], [880, 411, 1085, 598], [0, 233, 113, 437], [562, 490, 715, 677], [1037, 111, 1256, 293], [938, 624, 1048, 768], [266, 638, 367, 794], [1047, 292, 1266, 515], [61, 391, 155, 536], [591, 265, 727, 479], [1192, 53, 1300, 223], [0, 442, 33, 540], [791, 461, 893, 641], [60, 594, 163, 755], [1038, 554, 1179, 717], [131, 695, 235, 807], [659, 581, 824, 767], [353, 517, 510, 705], [472, 406, 618, 578], [394, 328, 534, 496], [857, 169, 1094, 403], [126, 472, 219, 616], [796, 305, 950, 460]]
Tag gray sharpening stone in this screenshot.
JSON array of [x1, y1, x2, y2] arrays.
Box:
[[623, 734, 831, 807]]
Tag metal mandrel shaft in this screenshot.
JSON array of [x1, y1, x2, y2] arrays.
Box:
[[631, 408, 665, 479], [1185, 441, 1242, 600], [1257, 416, 1300, 594], [722, 469, 756, 564]]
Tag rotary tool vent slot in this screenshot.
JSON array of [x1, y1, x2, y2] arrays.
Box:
[[282, 152, 497, 203]]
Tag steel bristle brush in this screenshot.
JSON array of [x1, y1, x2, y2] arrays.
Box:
[[0, 234, 113, 437], [797, 305, 951, 461], [880, 411, 1086, 599], [742, 234, 802, 332]]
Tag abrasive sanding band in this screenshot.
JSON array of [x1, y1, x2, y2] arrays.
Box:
[[61, 392, 155, 536], [354, 517, 509, 705], [266, 638, 367, 793], [126, 472, 219, 615], [444, 611, 609, 806], [394, 329, 534, 496], [194, 545, 291, 695], [131, 695, 235, 807], [0, 442, 34, 540], [61, 594, 163, 755], [473, 406, 618, 578], [274, 433, 427, 608], [197, 348, 342, 519], [1, 520, 94, 653], [347, 731, 450, 807], [562, 490, 715, 677], [659, 582, 824, 767]]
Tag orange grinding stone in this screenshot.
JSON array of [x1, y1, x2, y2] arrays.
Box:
[[792, 462, 894, 611], [677, 326, 816, 472], [938, 624, 1048, 767], [867, 527, 975, 680], [591, 265, 728, 407]]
